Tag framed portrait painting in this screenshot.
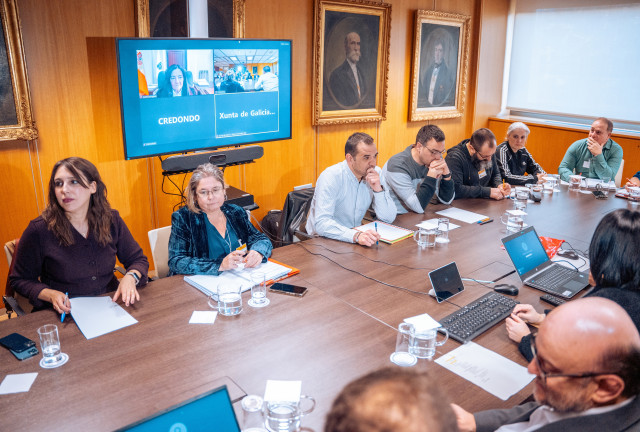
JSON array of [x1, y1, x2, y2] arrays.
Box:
[[409, 10, 471, 122], [0, 0, 37, 141], [313, 0, 391, 125]]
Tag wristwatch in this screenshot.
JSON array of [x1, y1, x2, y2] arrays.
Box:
[[442, 173, 452, 180], [353, 231, 362, 243], [126, 271, 140, 285]]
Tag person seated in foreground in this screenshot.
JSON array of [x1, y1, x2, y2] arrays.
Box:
[[496, 121, 546, 186], [168, 163, 272, 275], [305, 132, 396, 247], [218, 69, 245, 93], [9, 157, 148, 313], [381, 124, 454, 214], [445, 128, 511, 200], [325, 367, 459, 432], [558, 117, 623, 182], [505, 208, 640, 361], [452, 297, 640, 432]]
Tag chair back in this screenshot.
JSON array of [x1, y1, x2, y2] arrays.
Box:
[[614, 158, 624, 187], [277, 187, 315, 246], [3, 238, 30, 316], [148, 226, 171, 279]]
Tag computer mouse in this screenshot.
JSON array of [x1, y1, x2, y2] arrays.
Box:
[[557, 250, 578, 260], [494, 284, 519, 296]]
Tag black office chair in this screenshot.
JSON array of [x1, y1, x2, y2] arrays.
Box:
[[3, 239, 29, 317], [276, 187, 315, 247]]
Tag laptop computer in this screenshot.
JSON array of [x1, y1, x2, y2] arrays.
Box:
[[116, 385, 241, 432], [501, 226, 590, 298]]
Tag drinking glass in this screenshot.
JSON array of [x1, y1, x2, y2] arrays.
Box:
[[597, 177, 611, 197], [37, 324, 68, 368], [264, 396, 315, 432], [409, 327, 449, 360], [242, 395, 267, 432], [209, 285, 243, 316], [390, 322, 417, 367], [501, 210, 524, 233], [436, 218, 449, 244], [569, 175, 582, 190], [249, 272, 270, 308]]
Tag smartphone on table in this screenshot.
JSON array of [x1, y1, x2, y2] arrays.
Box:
[[269, 282, 308, 297]]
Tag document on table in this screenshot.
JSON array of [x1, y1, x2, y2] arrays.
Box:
[[585, 178, 616, 189], [355, 221, 414, 244], [185, 260, 293, 299], [435, 342, 534, 400], [70, 296, 138, 340], [416, 218, 461, 231], [436, 208, 488, 224]]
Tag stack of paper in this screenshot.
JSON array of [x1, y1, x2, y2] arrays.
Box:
[[355, 221, 414, 244], [184, 260, 294, 299], [436, 208, 488, 224]]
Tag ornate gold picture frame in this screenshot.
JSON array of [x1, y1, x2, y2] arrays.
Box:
[[0, 0, 37, 141], [135, 0, 245, 38], [409, 10, 471, 122], [313, 0, 391, 125]]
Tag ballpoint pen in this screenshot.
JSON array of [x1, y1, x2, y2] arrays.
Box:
[[61, 292, 69, 322], [375, 222, 379, 245]]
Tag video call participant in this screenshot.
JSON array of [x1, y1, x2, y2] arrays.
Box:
[[9, 157, 148, 313], [168, 164, 272, 275], [325, 368, 459, 432], [505, 208, 640, 361], [382, 124, 454, 214], [445, 128, 511, 200], [558, 117, 623, 182], [306, 132, 396, 247], [453, 297, 640, 432], [156, 64, 204, 97], [255, 65, 279, 92], [218, 70, 245, 93], [497, 122, 546, 186]]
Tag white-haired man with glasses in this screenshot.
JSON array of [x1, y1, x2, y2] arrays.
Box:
[[451, 297, 640, 432], [381, 124, 454, 214]]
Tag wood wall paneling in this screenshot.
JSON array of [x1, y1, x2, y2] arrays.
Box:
[[488, 118, 640, 181]]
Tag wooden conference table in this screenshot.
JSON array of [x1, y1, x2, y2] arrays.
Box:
[[1, 186, 634, 431]]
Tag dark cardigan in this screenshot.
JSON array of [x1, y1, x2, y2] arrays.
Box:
[[168, 204, 272, 276]]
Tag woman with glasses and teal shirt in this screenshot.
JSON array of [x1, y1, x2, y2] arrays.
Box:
[[168, 163, 272, 275]]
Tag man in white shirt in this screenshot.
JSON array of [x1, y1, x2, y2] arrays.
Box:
[[254, 66, 279, 92], [306, 132, 396, 247], [451, 297, 640, 432]]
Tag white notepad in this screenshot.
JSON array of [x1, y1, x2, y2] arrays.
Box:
[[436, 208, 488, 224]]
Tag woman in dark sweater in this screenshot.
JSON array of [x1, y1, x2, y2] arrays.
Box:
[[505, 208, 640, 361], [9, 157, 149, 313]]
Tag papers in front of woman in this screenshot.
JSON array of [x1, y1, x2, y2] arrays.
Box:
[[184, 260, 293, 300], [69, 296, 138, 340]]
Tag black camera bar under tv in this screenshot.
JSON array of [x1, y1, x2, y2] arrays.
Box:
[[160, 145, 264, 210]]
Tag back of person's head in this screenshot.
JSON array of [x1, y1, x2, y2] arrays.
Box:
[[415, 125, 445, 146], [469, 128, 496, 152], [324, 368, 459, 432], [263, 66, 271, 73], [225, 69, 236, 81], [345, 132, 374, 157], [594, 117, 613, 133], [542, 298, 640, 401], [589, 209, 640, 291]]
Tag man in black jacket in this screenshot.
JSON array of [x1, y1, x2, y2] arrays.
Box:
[[445, 128, 510, 200]]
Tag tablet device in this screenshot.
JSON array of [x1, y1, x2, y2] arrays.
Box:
[[428, 262, 465, 303]]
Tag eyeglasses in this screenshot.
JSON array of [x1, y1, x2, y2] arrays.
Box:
[[425, 147, 446, 158], [197, 187, 224, 197], [475, 150, 494, 161], [530, 334, 618, 384]]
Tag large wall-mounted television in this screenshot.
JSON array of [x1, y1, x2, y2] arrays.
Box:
[[116, 38, 292, 160]]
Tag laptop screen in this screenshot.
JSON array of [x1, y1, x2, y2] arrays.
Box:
[[502, 227, 549, 276], [117, 386, 241, 432]]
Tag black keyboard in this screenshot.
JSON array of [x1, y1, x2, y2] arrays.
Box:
[[439, 292, 519, 343], [528, 265, 575, 290]]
